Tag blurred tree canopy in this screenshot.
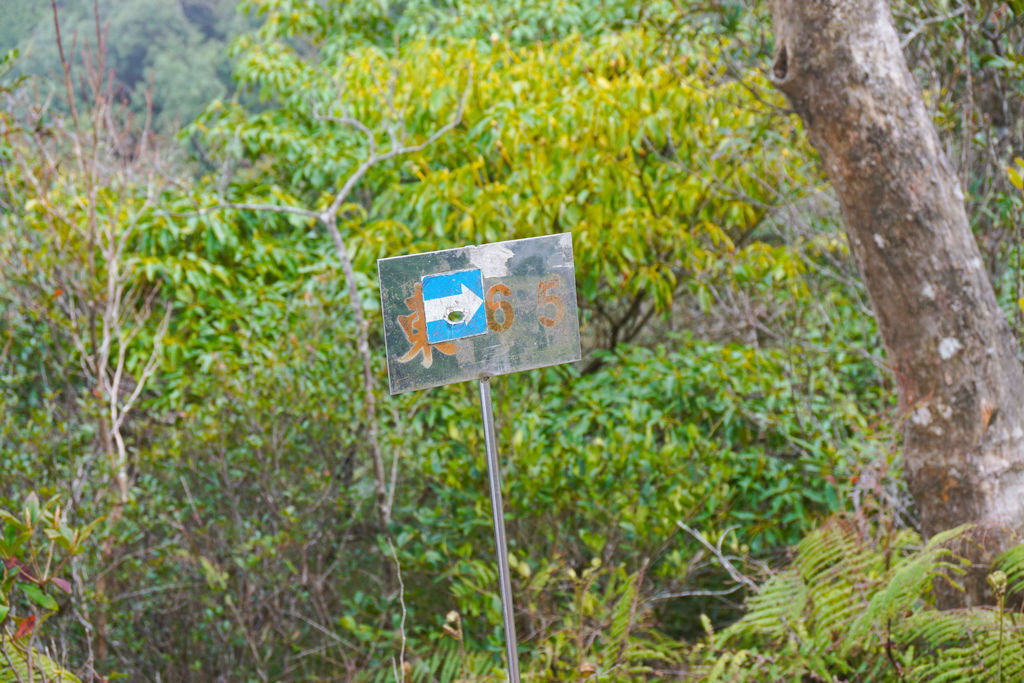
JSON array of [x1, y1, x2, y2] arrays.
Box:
[[3, 0, 245, 130]]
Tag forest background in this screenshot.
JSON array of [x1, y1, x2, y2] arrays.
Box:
[[2, 0, 1024, 680]]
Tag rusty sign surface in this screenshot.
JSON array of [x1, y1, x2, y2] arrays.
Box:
[[378, 233, 581, 394]]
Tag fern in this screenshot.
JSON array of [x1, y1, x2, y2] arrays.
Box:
[[693, 514, 1024, 682], [598, 568, 640, 670], [996, 543, 1024, 598], [0, 639, 81, 683]]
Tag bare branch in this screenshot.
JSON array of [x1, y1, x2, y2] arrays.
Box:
[[646, 585, 745, 602], [311, 108, 377, 158], [900, 7, 965, 48], [678, 522, 760, 592], [113, 301, 171, 431], [387, 538, 407, 682], [50, 0, 79, 130], [194, 202, 321, 220], [323, 64, 473, 220], [286, 609, 359, 652]]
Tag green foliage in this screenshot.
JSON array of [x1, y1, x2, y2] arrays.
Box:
[[92, 320, 885, 676], [0, 19, 178, 528], [692, 516, 1024, 682], [361, 563, 683, 681], [9, 0, 243, 130], [516, 561, 685, 679], [238, 0, 678, 48], [996, 540, 1024, 599], [0, 2, 45, 55], [7, 0, 1023, 679], [892, 1, 1024, 339], [3, 0, 890, 677], [0, 647, 81, 683], [104, 277, 373, 678], [192, 0, 818, 357], [0, 494, 92, 682], [169, 15, 870, 674]]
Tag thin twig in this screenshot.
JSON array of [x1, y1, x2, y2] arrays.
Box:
[[387, 538, 407, 682], [678, 522, 759, 592], [900, 7, 965, 48], [646, 585, 745, 602]]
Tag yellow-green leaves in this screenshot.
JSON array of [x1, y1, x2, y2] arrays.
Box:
[[1010, 157, 1024, 191], [197, 3, 819, 351]]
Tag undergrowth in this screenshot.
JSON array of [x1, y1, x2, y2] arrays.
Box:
[[691, 514, 1024, 682]]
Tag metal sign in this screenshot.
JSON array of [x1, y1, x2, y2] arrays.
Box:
[[378, 232, 581, 394], [378, 232, 581, 682]]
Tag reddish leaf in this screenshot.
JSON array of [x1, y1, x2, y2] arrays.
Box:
[[6, 558, 37, 583], [50, 576, 72, 594], [15, 615, 35, 639], [3, 558, 22, 581]]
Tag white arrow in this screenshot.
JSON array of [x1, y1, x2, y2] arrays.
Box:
[[423, 284, 484, 325]]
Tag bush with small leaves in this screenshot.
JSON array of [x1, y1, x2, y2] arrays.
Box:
[[1, 493, 97, 682]]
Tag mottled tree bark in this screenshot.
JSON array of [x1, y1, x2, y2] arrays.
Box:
[[770, 0, 1024, 605]]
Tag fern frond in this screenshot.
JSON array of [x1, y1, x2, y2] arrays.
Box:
[[795, 518, 866, 585], [599, 570, 639, 670], [996, 543, 1024, 598], [898, 608, 1024, 683], [0, 639, 82, 683], [725, 570, 805, 640], [693, 515, 1005, 682], [842, 528, 964, 657]]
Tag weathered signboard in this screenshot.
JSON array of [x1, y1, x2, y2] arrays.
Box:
[[378, 232, 581, 394], [378, 232, 581, 681]]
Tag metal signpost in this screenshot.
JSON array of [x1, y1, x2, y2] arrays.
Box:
[[378, 233, 581, 681]]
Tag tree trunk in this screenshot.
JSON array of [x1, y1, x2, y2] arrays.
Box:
[[769, 0, 1024, 605]]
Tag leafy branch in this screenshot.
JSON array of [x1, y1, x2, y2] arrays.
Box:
[[195, 53, 473, 530]]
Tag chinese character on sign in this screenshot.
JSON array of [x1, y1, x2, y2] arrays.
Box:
[[397, 283, 457, 368]]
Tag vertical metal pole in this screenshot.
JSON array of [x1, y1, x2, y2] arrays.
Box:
[[478, 376, 521, 682]]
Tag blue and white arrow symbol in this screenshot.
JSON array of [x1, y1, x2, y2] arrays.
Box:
[[424, 284, 483, 326], [422, 268, 488, 343]]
